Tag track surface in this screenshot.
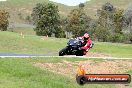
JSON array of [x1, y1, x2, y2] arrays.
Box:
[[0, 53, 131, 59]]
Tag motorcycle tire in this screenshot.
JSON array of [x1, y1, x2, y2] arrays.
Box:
[[76, 50, 84, 56], [59, 47, 68, 56]]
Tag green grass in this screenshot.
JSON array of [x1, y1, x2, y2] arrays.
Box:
[[0, 57, 116, 88], [91, 42, 132, 58], [0, 31, 132, 58], [8, 27, 36, 35], [0, 31, 67, 55]]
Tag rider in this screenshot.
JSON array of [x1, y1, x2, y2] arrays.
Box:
[[81, 33, 93, 55]]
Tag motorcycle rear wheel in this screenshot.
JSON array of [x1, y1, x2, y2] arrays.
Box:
[[76, 50, 84, 56]]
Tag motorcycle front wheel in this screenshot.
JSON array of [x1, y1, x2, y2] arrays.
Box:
[[59, 47, 68, 56]]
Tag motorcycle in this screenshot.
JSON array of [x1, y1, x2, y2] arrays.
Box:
[[59, 37, 85, 56]]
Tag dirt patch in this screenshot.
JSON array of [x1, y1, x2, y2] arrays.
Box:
[[86, 52, 111, 57], [34, 60, 132, 88], [34, 60, 78, 78], [84, 60, 132, 74], [34, 60, 132, 77]]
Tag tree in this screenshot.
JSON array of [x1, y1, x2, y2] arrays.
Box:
[[102, 2, 114, 12], [95, 3, 126, 42], [31, 3, 63, 37], [113, 9, 124, 33], [88, 20, 97, 39], [66, 5, 91, 37], [129, 33, 132, 43], [0, 10, 9, 31], [97, 3, 115, 30], [95, 26, 110, 42], [97, 3, 124, 33], [79, 3, 85, 8], [124, 3, 132, 33]]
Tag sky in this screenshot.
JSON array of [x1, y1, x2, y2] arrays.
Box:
[[0, 0, 6, 1], [49, 0, 91, 6]]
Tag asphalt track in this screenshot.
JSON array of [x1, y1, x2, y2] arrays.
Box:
[[0, 53, 131, 59]]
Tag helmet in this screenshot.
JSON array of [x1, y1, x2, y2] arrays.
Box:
[[83, 33, 89, 41]]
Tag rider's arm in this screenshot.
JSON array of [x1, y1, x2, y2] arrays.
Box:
[[81, 40, 92, 50]]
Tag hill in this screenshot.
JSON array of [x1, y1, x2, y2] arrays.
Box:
[[0, 0, 131, 24], [0, 0, 74, 24], [83, 0, 131, 18]]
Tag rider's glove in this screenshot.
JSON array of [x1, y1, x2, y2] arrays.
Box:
[[78, 47, 82, 50], [90, 42, 94, 48]]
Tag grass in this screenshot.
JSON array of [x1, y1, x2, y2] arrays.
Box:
[[8, 27, 36, 35], [0, 58, 74, 88], [91, 42, 132, 58], [0, 57, 117, 88], [0, 31, 132, 58], [0, 31, 67, 55]]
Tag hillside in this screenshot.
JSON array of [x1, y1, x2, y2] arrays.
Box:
[[0, 0, 131, 24], [0, 0, 74, 24], [83, 0, 132, 18]]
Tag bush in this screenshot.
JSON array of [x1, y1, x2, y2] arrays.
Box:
[[54, 28, 66, 38], [110, 33, 129, 43], [0, 10, 9, 31], [129, 33, 132, 43], [94, 26, 110, 42]]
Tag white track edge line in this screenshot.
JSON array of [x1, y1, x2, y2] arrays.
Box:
[[0, 56, 132, 59]]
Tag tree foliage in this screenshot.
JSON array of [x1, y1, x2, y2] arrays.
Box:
[[66, 4, 91, 37], [31, 3, 65, 37], [102, 2, 114, 12], [124, 3, 132, 33], [95, 3, 126, 42], [0, 10, 9, 31], [113, 9, 124, 33], [29, 2, 132, 43], [95, 26, 110, 42], [97, 2, 124, 33], [79, 3, 85, 8]]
